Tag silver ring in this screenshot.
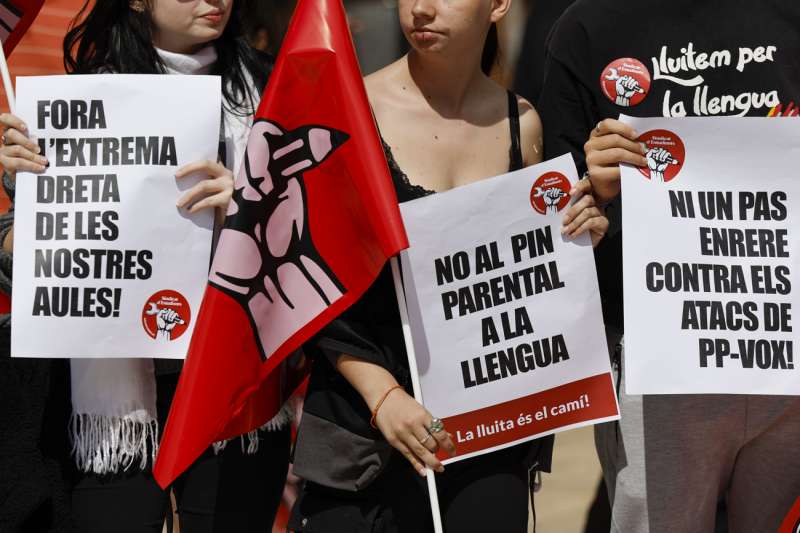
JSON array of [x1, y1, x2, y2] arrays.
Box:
[[419, 433, 433, 445], [428, 418, 445, 434]]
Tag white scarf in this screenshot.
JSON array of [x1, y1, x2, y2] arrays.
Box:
[[70, 45, 290, 475]]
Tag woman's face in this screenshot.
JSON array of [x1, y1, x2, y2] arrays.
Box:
[[398, 0, 504, 56], [149, 0, 233, 54]]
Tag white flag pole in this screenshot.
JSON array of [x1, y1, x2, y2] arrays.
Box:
[[0, 41, 16, 113], [389, 256, 445, 533]]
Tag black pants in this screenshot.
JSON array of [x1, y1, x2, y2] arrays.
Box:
[[0, 327, 74, 533], [289, 444, 530, 533], [72, 373, 291, 533]]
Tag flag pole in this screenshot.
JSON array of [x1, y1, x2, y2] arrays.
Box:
[[0, 42, 16, 113], [389, 256, 445, 533]]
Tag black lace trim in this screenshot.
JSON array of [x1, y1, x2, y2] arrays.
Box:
[[380, 138, 435, 203]]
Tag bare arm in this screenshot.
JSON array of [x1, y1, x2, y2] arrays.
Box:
[[518, 97, 544, 167], [336, 354, 456, 475]]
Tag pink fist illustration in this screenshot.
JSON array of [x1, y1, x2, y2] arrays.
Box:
[[209, 119, 349, 358]]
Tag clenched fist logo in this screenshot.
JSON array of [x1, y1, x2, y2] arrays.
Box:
[[533, 187, 569, 214], [209, 119, 349, 359], [599, 58, 651, 107], [146, 304, 185, 341], [645, 147, 680, 183], [141, 290, 192, 341], [606, 68, 646, 107], [637, 130, 686, 183], [530, 172, 572, 215]]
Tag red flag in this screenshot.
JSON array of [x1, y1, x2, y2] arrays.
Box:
[[153, 0, 408, 488], [0, 0, 44, 56], [780, 497, 800, 533]]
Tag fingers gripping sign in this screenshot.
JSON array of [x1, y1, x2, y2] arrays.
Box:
[[0, 112, 49, 177], [561, 178, 609, 247]]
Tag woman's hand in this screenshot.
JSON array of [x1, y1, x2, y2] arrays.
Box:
[[175, 160, 234, 226], [373, 387, 457, 476], [562, 178, 609, 248], [0, 113, 48, 179], [583, 118, 648, 204], [335, 354, 456, 476]]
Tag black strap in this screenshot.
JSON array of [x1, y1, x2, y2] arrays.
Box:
[[507, 90, 524, 171]]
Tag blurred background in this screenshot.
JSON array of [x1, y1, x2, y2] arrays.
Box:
[[2, 1, 610, 531]]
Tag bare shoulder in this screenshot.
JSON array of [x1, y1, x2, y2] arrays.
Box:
[[364, 59, 406, 114], [516, 95, 544, 166]]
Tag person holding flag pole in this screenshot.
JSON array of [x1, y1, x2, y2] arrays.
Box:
[[0, 1, 294, 531], [285, 0, 609, 531]]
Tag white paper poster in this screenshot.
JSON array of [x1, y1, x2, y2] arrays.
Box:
[[622, 116, 800, 394], [12, 75, 221, 359], [400, 154, 619, 463]]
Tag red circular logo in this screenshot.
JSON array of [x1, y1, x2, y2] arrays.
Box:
[[141, 290, 191, 341], [637, 130, 685, 183], [530, 172, 571, 215], [600, 58, 651, 107]]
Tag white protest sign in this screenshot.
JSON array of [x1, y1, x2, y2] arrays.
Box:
[[622, 116, 800, 395], [12, 75, 221, 359], [400, 154, 619, 464]]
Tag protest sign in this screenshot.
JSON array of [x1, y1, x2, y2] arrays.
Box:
[[400, 154, 619, 463], [12, 75, 220, 359], [622, 116, 800, 395]]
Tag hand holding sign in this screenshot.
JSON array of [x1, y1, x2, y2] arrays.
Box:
[[175, 159, 234, 226], [0, 112, 49, 177], [584, 118, 649, 203], [561, 178, 609, 247]]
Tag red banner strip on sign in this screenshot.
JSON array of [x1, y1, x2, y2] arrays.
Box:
[[439, 372, 618, 460]]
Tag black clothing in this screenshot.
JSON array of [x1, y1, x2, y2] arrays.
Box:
[[0, 170, 73, 532], [513, 0, 577, 104], [291, 91, 553, 532], [72, 373, 290, 533], [0, 328, 74, 533], [289, 443, 530, 533], [538, 0, 800, 331]]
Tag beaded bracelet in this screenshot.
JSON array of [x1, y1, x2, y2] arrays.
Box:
[[369, 385, 403, 429]]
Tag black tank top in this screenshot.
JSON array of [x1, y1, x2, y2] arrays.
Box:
[[382, 90, 524, 203]]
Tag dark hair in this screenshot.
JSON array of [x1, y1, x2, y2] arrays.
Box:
[[63, 0, 268, 115], [481, 23, 499, 76]]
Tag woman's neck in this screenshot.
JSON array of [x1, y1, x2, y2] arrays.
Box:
[[404, 49, 487, 117], [155, 45, 217, 76]]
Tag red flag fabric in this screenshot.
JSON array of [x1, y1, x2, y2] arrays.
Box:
[[780, 497, 800, 533], [0, 0, 44, 56], [153, 0, 409, 488]]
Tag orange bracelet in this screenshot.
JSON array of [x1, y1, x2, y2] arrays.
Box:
[[370, 385, 403, 429]]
